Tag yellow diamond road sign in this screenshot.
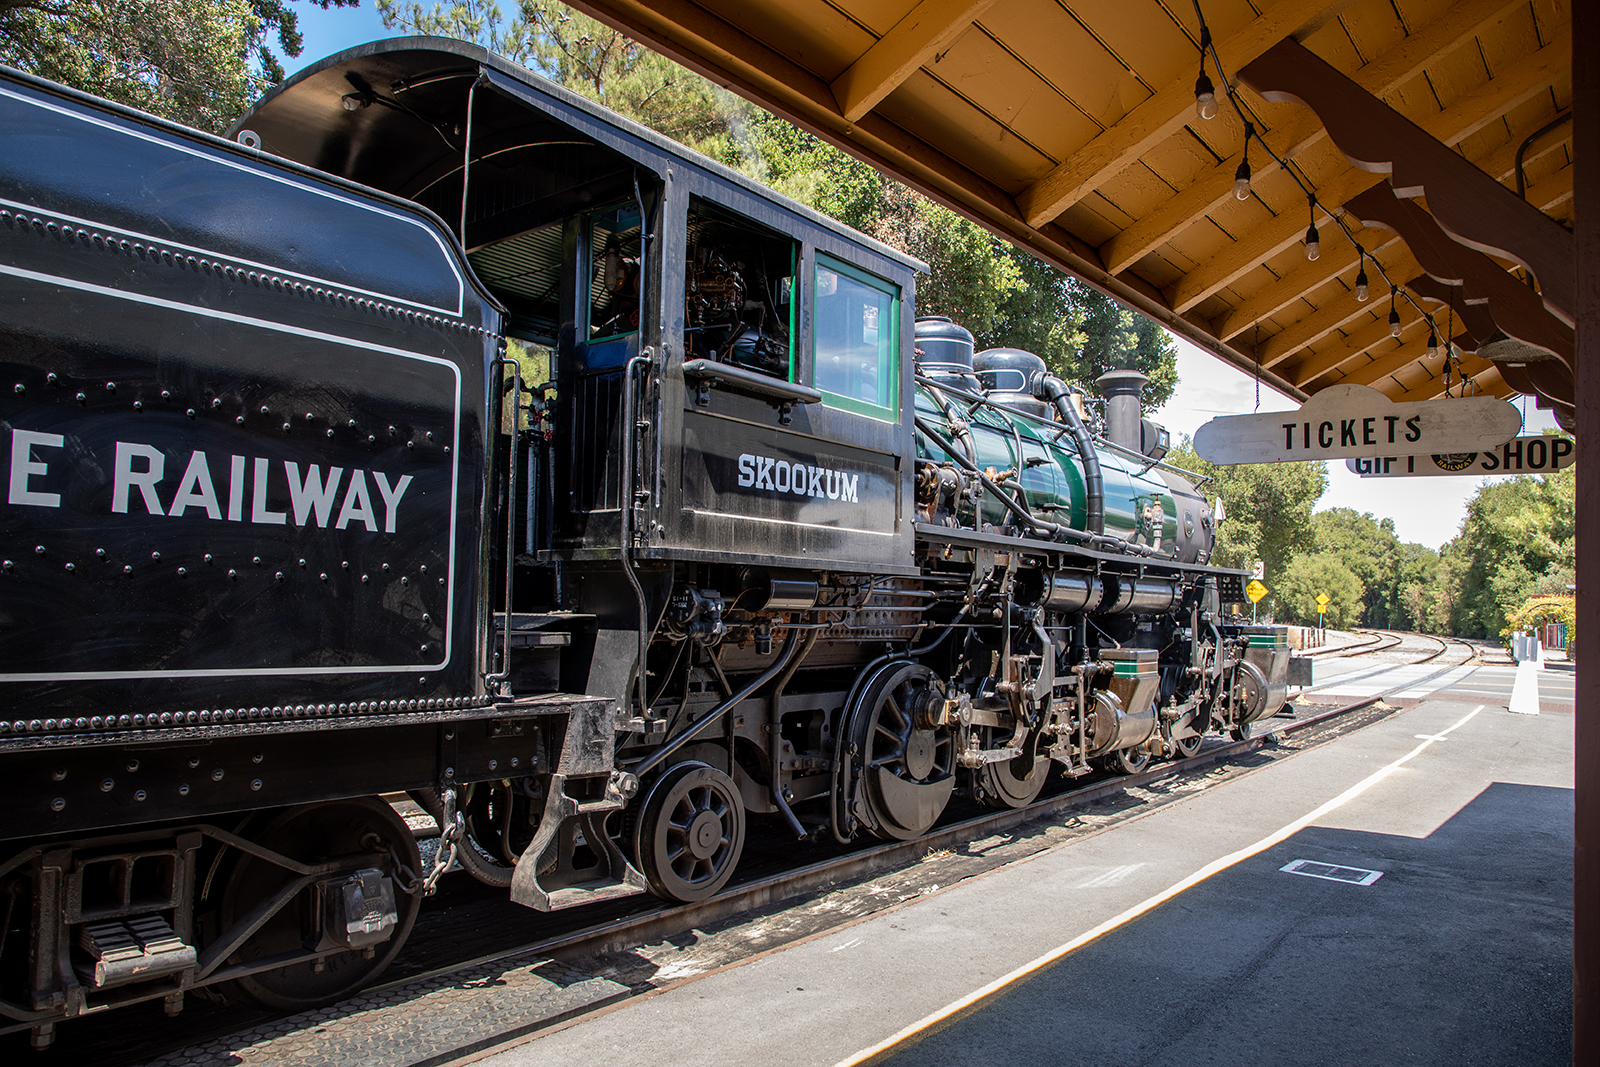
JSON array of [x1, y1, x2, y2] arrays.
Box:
[[1316, 593, 1331, 609], [1245, 579, 1269, 603]]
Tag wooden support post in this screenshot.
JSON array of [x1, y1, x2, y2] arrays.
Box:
[[1575, 4, 1597, 1060]]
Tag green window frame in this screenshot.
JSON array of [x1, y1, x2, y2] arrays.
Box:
[[812, 254, 899, 421]]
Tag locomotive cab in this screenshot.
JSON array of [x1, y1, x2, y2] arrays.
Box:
[[0, 38, 1305, 1044]]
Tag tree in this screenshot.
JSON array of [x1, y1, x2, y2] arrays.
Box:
[[1165, 437, 1327, 584], [1438, 467, 1574, 637], [1276, 552, 1365, 628], [1502, 593, 1575, 656], [378, 0, 1179, 409], [1310, 508, 1402, 628], [0, 0, 354, 133], [1395, 542, 1441, 632]]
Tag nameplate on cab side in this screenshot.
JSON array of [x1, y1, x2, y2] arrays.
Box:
[[1193, 384, 1522, 465]]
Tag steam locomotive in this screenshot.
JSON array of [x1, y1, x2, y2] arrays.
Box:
[[0, 39, 1295, 1045]]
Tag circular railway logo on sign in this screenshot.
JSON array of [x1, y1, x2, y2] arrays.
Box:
[[1430, 452, 1478, 472]]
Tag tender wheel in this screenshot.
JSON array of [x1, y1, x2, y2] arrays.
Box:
[[215, 797, 421, 1011], [629, 761, 745, 903], [1100, 746, 1152, 775], [845, 662, 956, 840], [1229, 720, 1254, 741], [974, 725, 1052, 809]]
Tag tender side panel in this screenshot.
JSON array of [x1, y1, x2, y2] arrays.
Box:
[[0, 76, 494, 721]]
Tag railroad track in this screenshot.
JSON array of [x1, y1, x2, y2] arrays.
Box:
[[1305, 629, 1475, 666], [69, 662, 1473, 1067]]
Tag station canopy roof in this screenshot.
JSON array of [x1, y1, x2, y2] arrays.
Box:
[[563, 0, 1574, 422]]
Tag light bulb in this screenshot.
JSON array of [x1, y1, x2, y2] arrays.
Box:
[[1389, 309, 1402, 337], [1355, 269, 1369, 302], [1234, 158, 1252, 200], [1427, 330, 1439, 358], [1304, 223, 1320, 261], [1195, 72, 1217, 120]]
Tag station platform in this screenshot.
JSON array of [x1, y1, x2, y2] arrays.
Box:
[[475, 698, 1573, 1067]]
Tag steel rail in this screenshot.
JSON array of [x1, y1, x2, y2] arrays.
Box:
[[117, 657, 1476, 1067], [370, 678, 1439, 996]]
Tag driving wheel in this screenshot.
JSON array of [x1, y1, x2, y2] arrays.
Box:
[[629, 761, 745, 903], [1100, 745, 1152, 775], [973, 723, 1053, 809], [845, 662, 956, 840]]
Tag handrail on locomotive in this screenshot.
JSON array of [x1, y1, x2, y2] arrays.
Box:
[[0, 40, 1303, 1045]]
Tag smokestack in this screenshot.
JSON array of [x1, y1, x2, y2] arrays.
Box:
[[1095, 368, 1148, 450]]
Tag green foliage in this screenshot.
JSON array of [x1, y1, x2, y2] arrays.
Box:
[[1299, 508, 1442, 630], [1165, 436, 1327, 583], [1275, 552, 1365, 628], [0, 0, 351, 133], [1396, 541, 1442, 632], [379, 0, 739, 156], [1437, 467, 1574, 637], [1501, 593, 1575, 655]]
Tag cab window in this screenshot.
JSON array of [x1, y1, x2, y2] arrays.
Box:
[[684, 197, 794, 379], [814, 255, 899, 420], [589, 205, 642, 341]]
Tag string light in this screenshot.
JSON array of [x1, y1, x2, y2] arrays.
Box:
[[1194, 26, 1218, 120], [1426, 326, 1439, 359], [1188, 0, 1444, 353], [1234, 123, 1254, 200]]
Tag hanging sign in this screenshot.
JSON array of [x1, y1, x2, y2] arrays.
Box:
[[1193, 384, 1522, 465], [1346, 434, 1574, 478]]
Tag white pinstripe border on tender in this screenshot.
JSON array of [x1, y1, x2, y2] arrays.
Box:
[[0, 262, 465, 682]]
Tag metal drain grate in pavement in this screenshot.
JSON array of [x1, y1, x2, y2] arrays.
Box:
[[1280, 859, 1384, 886]]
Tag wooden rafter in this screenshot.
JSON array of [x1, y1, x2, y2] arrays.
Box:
[[1257, 248, 1424, 368], [1343, 185, 1574, 365], [1212, 230, 1404, 341], [1013, 0, 1354, 229], [1098, 0, 1526, 278], [1169, 31, 1568, 316], [1280, 303, 1427, 386], [830, 0, 998, 122], [1241, 31, 1575, 325]]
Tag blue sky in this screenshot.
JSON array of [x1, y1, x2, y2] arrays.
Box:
[[284, 2, 1552, 553]]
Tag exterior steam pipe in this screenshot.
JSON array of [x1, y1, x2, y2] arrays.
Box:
[[1035, 374, 1104, 535]]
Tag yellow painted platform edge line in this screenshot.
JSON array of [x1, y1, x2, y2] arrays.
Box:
[[831, 704, 1487, 1067]]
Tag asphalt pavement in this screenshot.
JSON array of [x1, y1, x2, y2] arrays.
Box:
[[476, 689, 1574, 1067]]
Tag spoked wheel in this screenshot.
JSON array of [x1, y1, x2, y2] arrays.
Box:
[[216, 797, 421, 1011], [1170, 730, 1204, 759], [1100, 746, 1152, 775], [629, 761, 745, 903], [973, 724, 1053, 809], [845, 662, 956, 840]]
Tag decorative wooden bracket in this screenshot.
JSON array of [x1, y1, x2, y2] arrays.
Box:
[[1239, 37, 1574, 328], [1343, 185, 1574, 368], [1407, 276, 1575, 414]]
